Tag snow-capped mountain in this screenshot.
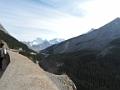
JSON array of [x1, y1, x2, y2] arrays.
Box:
[[29, 38, 45, 46], [23, 38, 64, 52]]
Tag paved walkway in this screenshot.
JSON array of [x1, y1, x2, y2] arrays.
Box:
[[0, 51, 59, 90]]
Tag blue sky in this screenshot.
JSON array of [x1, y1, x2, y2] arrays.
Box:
[[0, 0, 120, 41]]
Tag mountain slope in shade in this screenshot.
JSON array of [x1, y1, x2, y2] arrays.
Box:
[[42, 18, 120, 54]]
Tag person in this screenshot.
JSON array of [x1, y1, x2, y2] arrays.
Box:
[[0, 40, 9, 70], [0, 41, 5, 70]]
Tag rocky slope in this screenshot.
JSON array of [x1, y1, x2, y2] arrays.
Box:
[[0, 51, 76, 90], [46, 72, 76, 90]]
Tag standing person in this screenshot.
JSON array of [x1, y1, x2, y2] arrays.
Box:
[[0, 41, 5, 70], [2, 50, 10, 71]]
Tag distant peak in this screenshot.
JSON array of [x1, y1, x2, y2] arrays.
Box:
[[115, 17, 120, 19], [112, 17, 120, 22], [98, 17, 120, 30]]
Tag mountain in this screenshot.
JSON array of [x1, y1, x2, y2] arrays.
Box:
[[0, 23, 37, 62], [39, 18, 120, 90], [23, 38, 64, 52], [42, 18, 120, 54]]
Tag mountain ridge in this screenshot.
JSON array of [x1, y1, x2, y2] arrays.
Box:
[[41, 17, 120, 54]]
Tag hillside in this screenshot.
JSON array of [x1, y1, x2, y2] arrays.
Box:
[[0, 26, 33, 52]]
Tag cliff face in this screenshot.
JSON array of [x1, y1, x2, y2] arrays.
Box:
[[0, 51, 76, 90]]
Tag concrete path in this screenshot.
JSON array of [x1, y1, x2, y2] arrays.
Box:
[[0, 51, 59, 90]]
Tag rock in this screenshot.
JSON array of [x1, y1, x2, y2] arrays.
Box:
[[46, 72, 76, 90]]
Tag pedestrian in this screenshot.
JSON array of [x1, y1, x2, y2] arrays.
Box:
[[0, 41, 5, 70]]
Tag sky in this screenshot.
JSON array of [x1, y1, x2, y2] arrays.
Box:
[[0, 0, 120, 41]]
